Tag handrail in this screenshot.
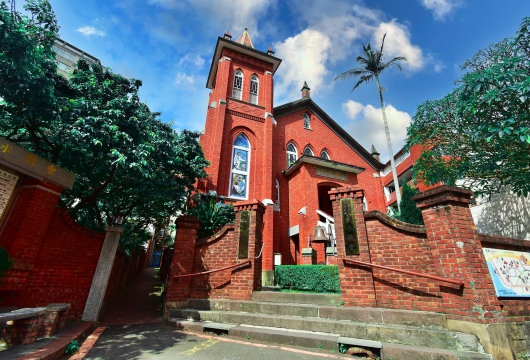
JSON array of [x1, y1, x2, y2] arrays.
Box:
[[343, 258, 465, 286], [173, 259, 251, 279], [316, 209, 334, 222]]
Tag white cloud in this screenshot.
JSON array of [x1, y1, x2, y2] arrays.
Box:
[[274, 29, 331, 100], [419, 0, 460, 20], [178, 53, 205, 69], [342, 100, 412, 162], [76, 26, 106, 37], [174, 72, 195, 85]]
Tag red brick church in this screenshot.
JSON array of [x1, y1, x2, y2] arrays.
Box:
[[199, 29, 390, 285]]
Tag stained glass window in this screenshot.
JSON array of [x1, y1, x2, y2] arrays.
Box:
[[233, 69, 243, 100], [286, 143, 297, 168], [250, 74, 258, 105], [230, 133, 250, 199]]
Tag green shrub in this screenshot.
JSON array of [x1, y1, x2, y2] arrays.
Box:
[[0, 247, 12, 277], [274, 265, 340, 293], [187, 195, 235, 239]]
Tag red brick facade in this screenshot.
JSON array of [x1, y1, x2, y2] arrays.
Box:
[[199, 31, 387, 276]]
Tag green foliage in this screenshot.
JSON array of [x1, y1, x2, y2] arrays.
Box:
[[339, 343, 349, 354], [407, 16, 530, 198], [0, 1, 209, 251], [274, 265, 341, 293], [187, 195, 235, 239], [389, 181, 424, 225], [64, 340, 80, 355]]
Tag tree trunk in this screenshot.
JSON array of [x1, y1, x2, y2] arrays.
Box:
[[376, 75, 401, 211]]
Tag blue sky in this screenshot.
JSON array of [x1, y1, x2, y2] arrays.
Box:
[[48, 0, 529, 162]]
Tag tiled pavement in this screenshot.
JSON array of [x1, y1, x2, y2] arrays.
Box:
[[99, 267, 163, 326]]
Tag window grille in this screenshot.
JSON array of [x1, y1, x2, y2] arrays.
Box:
[[321, 151, 330, 160], [286, 143, 297, 168], [250, 75, 258, 104], [233, 70, 243, 100], [303, 114, 310, 129]]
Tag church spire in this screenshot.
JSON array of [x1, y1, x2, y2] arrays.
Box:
[[235, 28, 254, 48]]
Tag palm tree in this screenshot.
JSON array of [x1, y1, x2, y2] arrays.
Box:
[[335, 33, 406, 211]]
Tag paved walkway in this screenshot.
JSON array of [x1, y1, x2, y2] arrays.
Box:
[[99, 267, 163, 326]]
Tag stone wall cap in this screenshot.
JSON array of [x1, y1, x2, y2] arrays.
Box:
[[364, 210, 426, 234], [0, 307, 47, 321], [47, 303, 71, 311], [301, 247, 316, 256], [412, 185, 473, 208]]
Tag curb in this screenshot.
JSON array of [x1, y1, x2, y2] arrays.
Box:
[[15, 322, 94, 360]]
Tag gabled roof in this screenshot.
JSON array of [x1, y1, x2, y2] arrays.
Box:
[[283, 154, 365, 177], [235, 28, 254, 48], [274, 98, 385, 171]]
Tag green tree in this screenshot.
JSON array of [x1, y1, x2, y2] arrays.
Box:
[[391, 181, 424, 225], [407, 17, 530, 198], [335, 34, 407, 211], [0, 0, 209, 252]]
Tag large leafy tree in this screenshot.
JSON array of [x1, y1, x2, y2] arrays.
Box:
[[407, 17, 530, 198], [335, 34, 407, 211], [0, 0, 209, 251]]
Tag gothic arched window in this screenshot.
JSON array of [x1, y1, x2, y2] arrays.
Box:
[[229, 134, 250, 199], [233, 69, 243, 100], [250, 74, 259, 104], [304, 147, 314, 156], [321, 151, 330, 160], [303, 113, 311, 129], [286, 143, 297, 168]]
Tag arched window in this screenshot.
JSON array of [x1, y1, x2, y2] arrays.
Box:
[[286, 143, 297, 168], [233, 69, 243, 100], [304, 147, 314, 156], [229, 134, 250, 199], [249, 74, 258, 104], [321, 151, 330, 160], [303, 113, 310, 129]]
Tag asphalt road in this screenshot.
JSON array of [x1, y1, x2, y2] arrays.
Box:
[[70, 322, 351, 360]]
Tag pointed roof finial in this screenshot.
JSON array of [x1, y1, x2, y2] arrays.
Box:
[[301, 81, 311, 99], [235, 28, 254, 48], [370, 145, 380, 161], [267, 46, 274, 55], [224, 30, 232, 40]]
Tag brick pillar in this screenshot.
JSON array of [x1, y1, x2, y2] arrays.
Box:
[[301, 248, 316, 264], [413, 186, 501, 322], [0, 178, 62, 292], [329, 186, 376, 308], [165, 215, 201, 314], [232, 199, 265, 300]]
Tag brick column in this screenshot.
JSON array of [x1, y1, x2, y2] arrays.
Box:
[[0, 178, 62, 292], [301, 248, 316, 264], [413, 186, 501, 322], [329, 186, 376, 308], [165, 216, 201, 314], [232, 199, 265, 300]]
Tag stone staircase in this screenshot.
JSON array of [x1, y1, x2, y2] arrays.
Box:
[[167, 291, 493, 359]]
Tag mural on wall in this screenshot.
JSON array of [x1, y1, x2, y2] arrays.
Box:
[[483, 248, 530, 297]]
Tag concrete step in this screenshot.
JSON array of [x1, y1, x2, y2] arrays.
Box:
[[252, 290, 342, 306], [167, 318, 492, 360], [169, 309, 481, 353], [185, 298, 448, 329]]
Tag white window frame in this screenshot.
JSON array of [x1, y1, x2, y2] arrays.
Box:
[[304, 147, 314, 156], [229, 134, 250, 200], [249, 74, 259, 105], [233, 69, 243, 100], [275, 178, 280, 205], [286, 143, 297, 168], [321, 151, 330, 160], [303, 113, 311, 129]]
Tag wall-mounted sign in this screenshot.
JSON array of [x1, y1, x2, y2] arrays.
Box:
[[341, 198, 359, 255], [483, 247, 530, 297], [316, 166, 347, 181], [0, 169, 19, 220], [238, 210, 250, 259]]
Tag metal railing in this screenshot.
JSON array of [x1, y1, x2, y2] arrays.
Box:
[[343, 258, 465, 286], [173, 259, 251, 279]]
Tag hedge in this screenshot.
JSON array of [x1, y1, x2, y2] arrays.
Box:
[[274, 265, 341, 293]]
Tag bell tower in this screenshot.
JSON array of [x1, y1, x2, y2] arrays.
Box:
[[199, 29, 281, 203]]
